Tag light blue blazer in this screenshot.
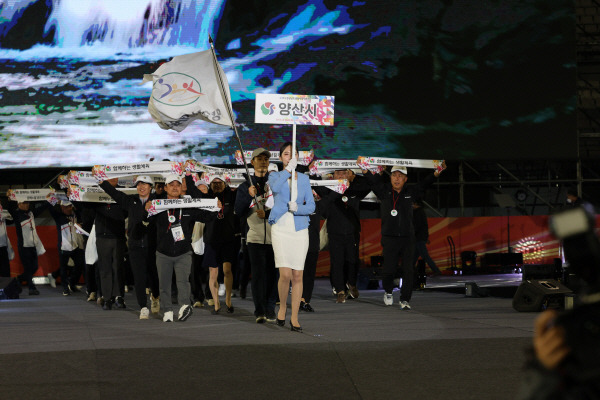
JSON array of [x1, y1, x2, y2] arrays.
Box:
[[267, 170, 315, 231]]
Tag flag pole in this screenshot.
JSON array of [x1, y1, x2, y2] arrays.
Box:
[[208, 35, 260, 205]]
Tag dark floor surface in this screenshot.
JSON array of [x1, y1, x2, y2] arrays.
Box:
[[0, 276, 536, 400]]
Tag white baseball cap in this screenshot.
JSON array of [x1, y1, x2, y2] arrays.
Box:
[[390, 166, 408, 175], [60, 200, 73, 206], [208, 174, 225, 184], [135, 175, 154, 185], [164, 174, 182, 184], [268, 163, 279, 172]]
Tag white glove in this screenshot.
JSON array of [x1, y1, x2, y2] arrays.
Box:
[[285, 158, 298, 172], [288, 201, 298, 212]]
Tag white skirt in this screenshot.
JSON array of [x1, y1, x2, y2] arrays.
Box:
[[271, 211, 308, 271]]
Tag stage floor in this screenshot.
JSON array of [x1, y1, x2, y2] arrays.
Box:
[[0, 277, 537, 400], [423, 273, 523, 289]]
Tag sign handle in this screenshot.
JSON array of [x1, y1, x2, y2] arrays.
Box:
[[291, 123, 297, 202]]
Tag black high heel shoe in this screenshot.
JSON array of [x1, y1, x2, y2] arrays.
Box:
[[290, 322, 302, 333], [226, 305, 234, 313], [211, 307, 221, 315], [276, 318, 285, 327]]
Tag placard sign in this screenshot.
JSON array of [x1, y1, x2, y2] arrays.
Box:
[[255, 94, 334, 126]]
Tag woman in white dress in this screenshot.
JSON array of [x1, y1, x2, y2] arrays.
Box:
[[268, 142, 315, 332]]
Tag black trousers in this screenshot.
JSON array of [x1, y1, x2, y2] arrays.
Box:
[[96, 237, 125, 300], [328, 232, 359, 293], [381, 235, 415, 301], [17, 246, 38, 289], [190, 252, 207, 302], [0, 246, 10, 277], [84, 262, 100, 295], [129, 245, 159, 309], [238, 239, 251, 291], [302, 250, 319, 303], [59, 248, 85, 290], [247, 242, 276, 317]]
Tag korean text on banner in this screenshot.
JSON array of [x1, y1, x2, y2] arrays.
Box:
[[254, 94, 334, 126]]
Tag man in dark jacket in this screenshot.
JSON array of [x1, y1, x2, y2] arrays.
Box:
[[75, 178, 128, 310], [146, 174, 218, 322], [100, 175, 160, 319], [314, 169, 371, 303], [234, 148, 277, 322], [363, 163, 446, 309]]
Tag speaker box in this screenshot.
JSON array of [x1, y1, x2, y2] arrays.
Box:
[[512, 279, 572, 312], [461, 251, 477, 275], [0, 277, 21, 300]]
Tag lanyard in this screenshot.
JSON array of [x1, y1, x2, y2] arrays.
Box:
[[391, 190, 401, 210], [167, 209, 182, 232]]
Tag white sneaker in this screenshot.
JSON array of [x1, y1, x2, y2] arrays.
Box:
[[400, 301, 411, 310], [218, 284, 225, 296], [87, 292, 96, 302], [150, 295, 160, 314], [48, 273, 56, 288], [139, 307, 150, 320], [178, 305, 192, 322], [383, 293, 393, 306], [163, 311, 174, 322]]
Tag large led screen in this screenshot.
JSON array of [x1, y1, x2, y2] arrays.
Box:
[[0, 0, 576, 167]]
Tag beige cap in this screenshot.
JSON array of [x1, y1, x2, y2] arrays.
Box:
[[251, 148, 271, 159], [390, 166, 408, 175]]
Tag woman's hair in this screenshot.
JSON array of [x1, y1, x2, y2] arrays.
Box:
[[279, 141, 293, 155]]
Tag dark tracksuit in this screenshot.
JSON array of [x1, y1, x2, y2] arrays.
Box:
[[234, 174, 277, 317], [365, 172, 436, 301], [185, 177, 240, 302], [81, 199, 127, 302], [149, 201, 216, 313], [9, 201, 51, 290], [48, 206, 85, 291], [314, 175, 371, 294], [100, 181, 159, 310], [185, 178, 239, 268]]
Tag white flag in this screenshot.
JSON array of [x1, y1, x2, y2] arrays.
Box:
[[143, 50, 234, 132]]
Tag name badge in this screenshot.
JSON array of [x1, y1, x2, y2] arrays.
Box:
[[171, 224, 184, 242], [342, 196, 348, 202], [391, 210, 398, 216]]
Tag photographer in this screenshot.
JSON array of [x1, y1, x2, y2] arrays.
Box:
[[518, 205, 600, 399]]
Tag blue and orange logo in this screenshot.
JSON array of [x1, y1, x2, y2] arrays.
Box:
[[152, 72, 204, 106], [260, 102, 275, 115]]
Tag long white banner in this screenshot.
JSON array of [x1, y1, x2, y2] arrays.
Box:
[[309, 179, 349, 194], [68, 186, 138, 203], [92, 161, 183, 180], [147, 198, 220, 216], [357, 156, 444, 171]]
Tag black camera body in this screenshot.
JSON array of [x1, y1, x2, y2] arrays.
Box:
[[550, 205, 600, 372]]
